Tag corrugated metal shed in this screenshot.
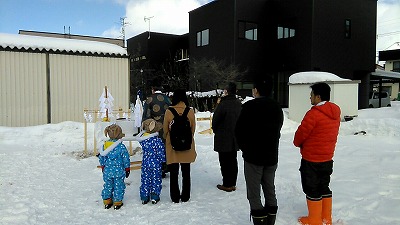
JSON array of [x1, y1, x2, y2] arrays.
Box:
[[1, 33, 130, 127]]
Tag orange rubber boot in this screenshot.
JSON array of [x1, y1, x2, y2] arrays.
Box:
[[322, 197, 332, 225], [298, 199, 322, 225]]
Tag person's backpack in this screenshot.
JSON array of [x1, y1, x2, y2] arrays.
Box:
[[168, 107, 192, 151]]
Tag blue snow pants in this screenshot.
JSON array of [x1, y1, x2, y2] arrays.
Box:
[[139, 136, 166, 200]]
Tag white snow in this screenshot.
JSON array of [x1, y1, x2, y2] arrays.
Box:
[[1, 101, 400, 225], [289, 71, 351, 84], [0, 33, 127, 56]]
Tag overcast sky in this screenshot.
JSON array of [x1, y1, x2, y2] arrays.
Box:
[[0, 0, 399, 53]]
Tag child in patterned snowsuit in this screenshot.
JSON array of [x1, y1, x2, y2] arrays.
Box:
[[135, 118, 166, 204], [98, 124, 131, 210]]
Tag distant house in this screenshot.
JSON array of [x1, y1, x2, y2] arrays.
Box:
[[19, 29, 125, 47], [0, 33, 129, 127], [377, 44, 400, 100]]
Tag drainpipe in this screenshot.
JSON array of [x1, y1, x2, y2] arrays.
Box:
[[46, 53, 51, 123]]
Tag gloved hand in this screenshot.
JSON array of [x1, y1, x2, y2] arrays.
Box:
[[125, 169, 130, 178], [162, 162, 168, 172]]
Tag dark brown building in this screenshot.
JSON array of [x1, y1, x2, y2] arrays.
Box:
[[189, 0, 377, 108], [128, 0, 378, 108], [127, 32, 189, 100]]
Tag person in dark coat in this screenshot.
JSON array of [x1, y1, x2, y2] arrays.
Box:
[[142, 79, 171, 178], [142, 80, 172, 142], [235, 76, 284, 225], [212, 82, 242, 192]]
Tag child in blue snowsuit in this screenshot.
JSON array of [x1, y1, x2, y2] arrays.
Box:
[[98, 124, 131, 210], [135, 118, 166, 204]]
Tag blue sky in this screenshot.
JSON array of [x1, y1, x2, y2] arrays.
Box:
[[0, 0, 399, 53], [0, 0, 126, 37]]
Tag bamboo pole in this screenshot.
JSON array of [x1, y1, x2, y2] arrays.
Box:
[[84, 110, 88, 155], [105, 86, 109, 121], [94, 110, 98, 155], [129, 141, 133, 155]]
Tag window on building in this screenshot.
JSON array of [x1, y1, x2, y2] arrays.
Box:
[[345, 19, 351, 39], [393, 61, 400, 73], [177, 49, 189, 61], [197, 29, 209, 47], [290, 28, 295, 37], [277, 26, 295, 39], [239, 21, 258, 41], [278, 27, 284, 39]]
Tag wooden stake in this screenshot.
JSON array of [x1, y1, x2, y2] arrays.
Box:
[[84, 110, 87, 155]]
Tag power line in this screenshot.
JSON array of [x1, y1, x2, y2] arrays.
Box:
[[377, 30, 400, 38]]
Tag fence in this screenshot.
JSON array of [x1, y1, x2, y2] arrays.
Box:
[[83, 108, 140, 156]]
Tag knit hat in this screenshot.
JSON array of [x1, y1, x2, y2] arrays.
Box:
[[104, 124, 125, 139], [142, 118, 162, 134]]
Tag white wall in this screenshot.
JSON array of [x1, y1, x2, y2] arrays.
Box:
[[288, 84, 312, 123], [0, 50, 129, 127], [331, 82, 360, 118], [0, 51, 48, 127], [49, 54, 129, 124], [288, 81, 360, 123]]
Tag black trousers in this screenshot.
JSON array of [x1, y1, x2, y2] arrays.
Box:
[[244, 161, 278, 210], [169, 163, 191, 202], [218, 151, 238, 187], [299, 159, 333, 200]]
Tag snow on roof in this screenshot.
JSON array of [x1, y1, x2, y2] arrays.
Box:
[[0, 33, 127, 56], [372, 69, 400, 80], [385, 42, 400, 51], [288, 71, 351, 84]]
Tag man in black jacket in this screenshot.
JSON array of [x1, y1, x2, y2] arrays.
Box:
[[234, 76, 283, 225], [212, 82, 242, 192]]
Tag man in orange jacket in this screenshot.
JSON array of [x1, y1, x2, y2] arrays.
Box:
[[293, 82, 341, 225]]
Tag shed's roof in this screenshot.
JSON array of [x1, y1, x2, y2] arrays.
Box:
[[288, 71, 352, 84], [0, 33, 127, 57], [371, 69, 400, 80]]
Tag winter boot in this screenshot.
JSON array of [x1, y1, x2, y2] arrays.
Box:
[[322, 197, 332, 225], [251, 209, 268, 225], [103, 198, 113, 209], [298, 199, 322, 225], [113, 201, 123, 210], [141, 196, 150, 205], [151, 193, 160, 204], [265, 206, 278, 225]]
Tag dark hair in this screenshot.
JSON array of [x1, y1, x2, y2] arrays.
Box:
[[151, 78, 162, 91], [225, 82, 237, 95], [171, 89, 189, 106], [254, 75, 273, 97], [310, 82, 331, 101]]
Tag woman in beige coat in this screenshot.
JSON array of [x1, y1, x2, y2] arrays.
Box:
[[163, 89, 197, 203]]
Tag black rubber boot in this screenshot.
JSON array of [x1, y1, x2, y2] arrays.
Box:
[[251, 209, 268, 225], [265, 206, 278, 225]]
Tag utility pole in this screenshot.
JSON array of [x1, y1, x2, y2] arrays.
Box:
[[144, 16, 154, 39], [120, 17, 130, 47]]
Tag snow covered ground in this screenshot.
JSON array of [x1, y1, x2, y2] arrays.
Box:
[[1, 102, 399, 225]]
